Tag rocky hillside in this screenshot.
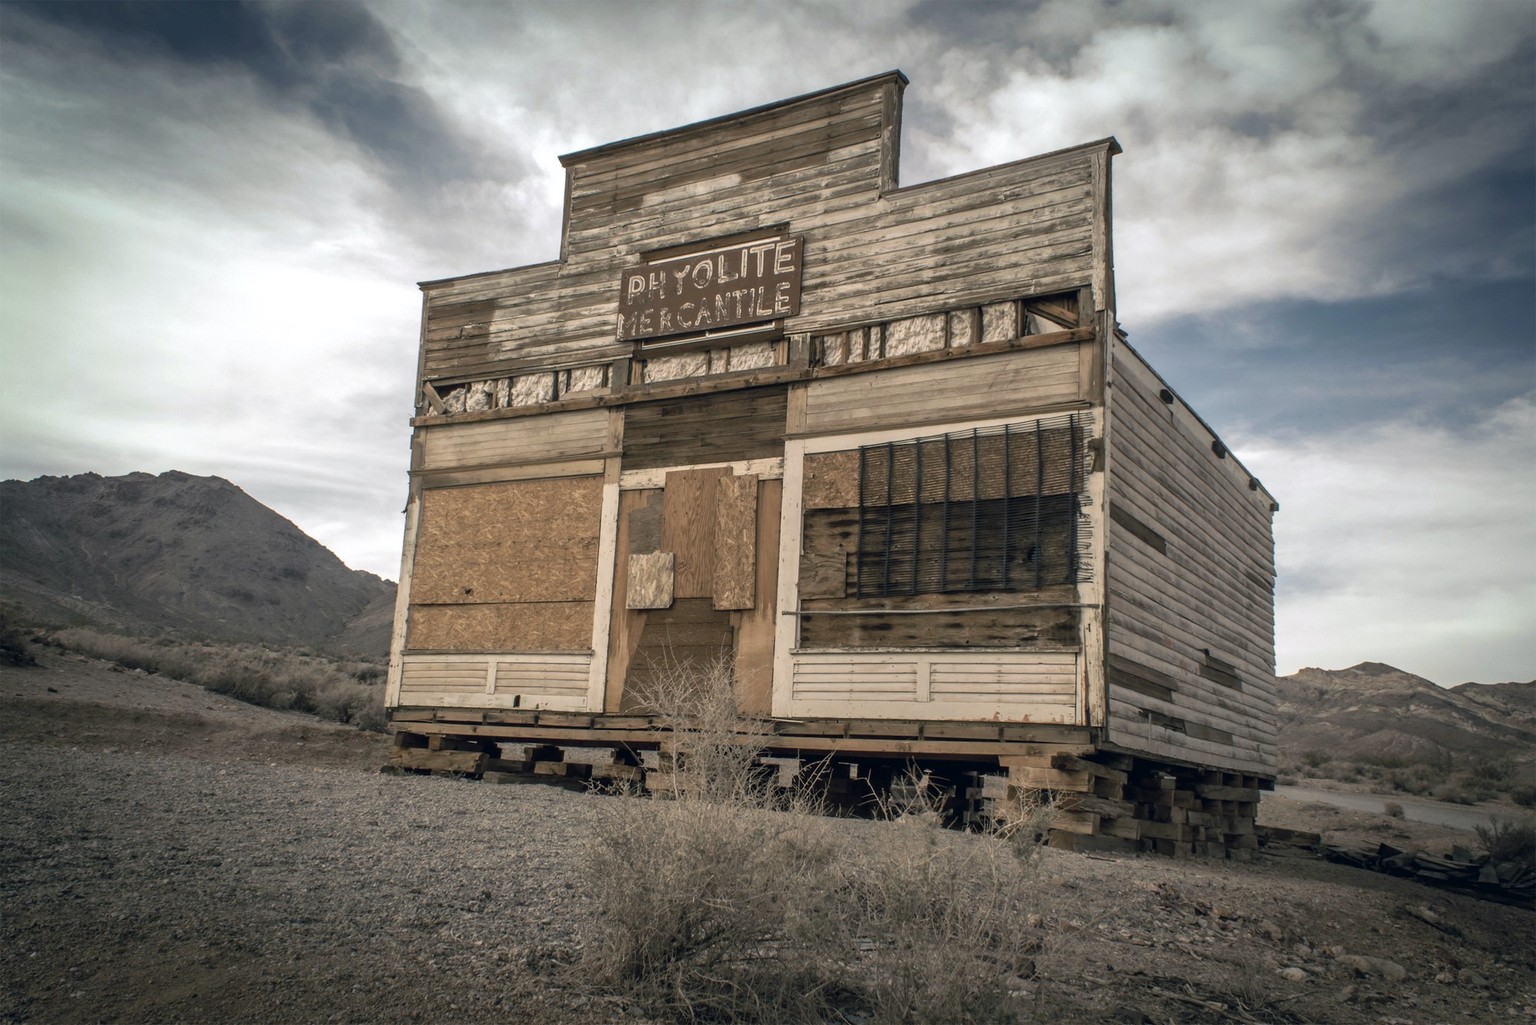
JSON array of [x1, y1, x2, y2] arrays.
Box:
[[1276, 661, 1536, 764], [0, 471, 395, 656]]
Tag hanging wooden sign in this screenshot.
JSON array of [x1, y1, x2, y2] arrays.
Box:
[[617, 235, 803, 341]]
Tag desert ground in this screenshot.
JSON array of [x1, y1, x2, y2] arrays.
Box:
[[2, 649, 1532, 1025]]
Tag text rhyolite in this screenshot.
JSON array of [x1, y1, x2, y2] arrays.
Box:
[[617, 236, 803, 342]]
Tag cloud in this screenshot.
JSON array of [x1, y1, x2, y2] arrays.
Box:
[[1240, 394, 1536, 684], [912, 1, 1536, 323], [0, 8, 422, 577], [1131, 276, 1536, 446]]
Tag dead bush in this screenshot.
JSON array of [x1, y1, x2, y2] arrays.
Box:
[[629, 653, 779, 806], [582, 658, 1055, 1024], [0, 604, 39, 667], [830, 787, 1053, 1024], [1475, 814, 1536, 876]]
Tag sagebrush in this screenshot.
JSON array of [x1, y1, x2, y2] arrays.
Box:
[[1282, 748, 1535, 806], [583, 656, 1056, 1024], [1475, 814, 1536, 875], [43, 626, 387, 730]]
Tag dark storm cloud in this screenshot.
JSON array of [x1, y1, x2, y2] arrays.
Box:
[[4, 0, 485, 188], [1137, 277, 1535, 437], [1133, 125, 1534, 440], [5, 0, 284, 68]]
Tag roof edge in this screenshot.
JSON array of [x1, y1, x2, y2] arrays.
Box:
[[1114, 330, 1279, 510], [558, 69, 909, 167], [886, 136, 1121, 198]]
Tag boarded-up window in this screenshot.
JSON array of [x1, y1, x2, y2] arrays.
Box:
[[853, 414, 1093, 596]]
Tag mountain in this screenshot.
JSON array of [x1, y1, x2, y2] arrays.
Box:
[[1276, 661, 1536, 764], [0, 471, 395, 656]]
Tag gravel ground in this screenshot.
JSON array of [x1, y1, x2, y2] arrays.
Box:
[[3, 650, 1534, 1025], [0, 744, 613, 1024]]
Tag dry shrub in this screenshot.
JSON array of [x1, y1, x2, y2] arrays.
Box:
[[632, 653, 778, 805], [587, 795, 846, 1023], [46, 626, 386, 730], [834, 786, 1052, 1025], [1475, 814, 1536, 875], [0, 604, 39, 667], [583, 657, 1054, 1024]]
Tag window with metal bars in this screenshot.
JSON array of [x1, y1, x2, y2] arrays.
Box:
[[853, 414, 1092, 597]]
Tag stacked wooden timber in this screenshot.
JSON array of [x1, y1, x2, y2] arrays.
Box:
[[1129, 766, 1263, 859], [962, 752, 1265, 857], [385, 732, 1270, 860], [386, 735, 634, 785], [387, 733, 508, 776]]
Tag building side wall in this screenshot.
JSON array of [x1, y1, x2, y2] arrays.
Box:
[[1102, 341, 1278, 776]]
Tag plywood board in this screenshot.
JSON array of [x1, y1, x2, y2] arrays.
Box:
[[406, 601, 595, 652], [626, 552, 675, 609], [412, 478, 603, 605], [712, 474, 758, 610], [797, 553, 849, 599], [662, 466, 729, 598], [802, 451, 860, 509]]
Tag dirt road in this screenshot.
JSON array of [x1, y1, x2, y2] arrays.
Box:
[[1275, 784, 1512, 833], [3, 649, 1533, 1024]]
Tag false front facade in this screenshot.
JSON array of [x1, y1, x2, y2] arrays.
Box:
[[385, 72, 1279, 852]]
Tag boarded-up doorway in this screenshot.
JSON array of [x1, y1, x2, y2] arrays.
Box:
[[604, 469, 781, 716]]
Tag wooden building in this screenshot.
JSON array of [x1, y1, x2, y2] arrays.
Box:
[[384, 72, 1280, 854]]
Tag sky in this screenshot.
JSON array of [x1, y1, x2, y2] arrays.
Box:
[[0, 0, 1531, 686]]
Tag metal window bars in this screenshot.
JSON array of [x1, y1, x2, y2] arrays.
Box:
[[854, 413, 1093, 597]]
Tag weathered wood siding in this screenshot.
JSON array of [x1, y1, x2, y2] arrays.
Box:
[[801, 345, 1086, 437], [1103, 340, 1278, 775], [417, 72, 1113, 389], [396, 653, 592, 711], [774, 409, 1097, 723], [418, 409, 609, 472], [623, 386, 787, 469], [786, 651, 1078, 722]]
